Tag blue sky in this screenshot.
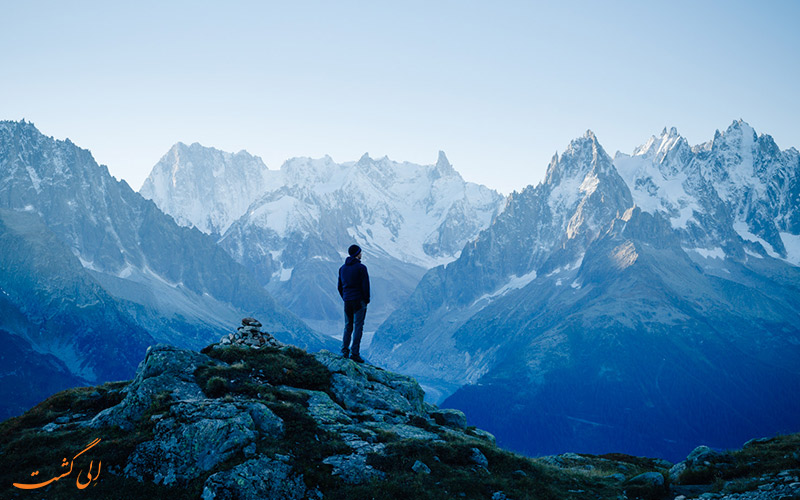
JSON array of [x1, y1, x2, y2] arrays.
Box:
[[2, 0, 798, 194]]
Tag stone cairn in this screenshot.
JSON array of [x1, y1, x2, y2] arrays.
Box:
[[219, 317, 283, 349]]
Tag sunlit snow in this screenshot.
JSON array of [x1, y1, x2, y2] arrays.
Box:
[[690, 247, 726, 260], [614, 152, 700, 230], [780, 232, 800, 266], [734, 221, 781, 259], [473, 269, 538, 305]]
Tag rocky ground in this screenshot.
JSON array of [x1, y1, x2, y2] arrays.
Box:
[[0, 319, 798, 499], [666, 442, 800, 500]]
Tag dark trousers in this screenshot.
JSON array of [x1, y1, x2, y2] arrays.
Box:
[[342, 300, 367, 357]]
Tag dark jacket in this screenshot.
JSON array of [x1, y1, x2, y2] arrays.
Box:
[[338, 256, 370, 304]]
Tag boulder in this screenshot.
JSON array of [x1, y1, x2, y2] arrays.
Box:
[[471, 447, 489, 468], [743, 436, 774, 448], [314, 351, 426, 416], [627, 472, 665, 487], [323, 452, 387, 484], [201, 456, 314, 500], [280, 387, 353, 426], [687, 445, 722, 464], [242, 317, 262, 328], [364, 422, 441, 441], [412, 460, 431, 475], [430, 408, 468, 430], [88, 344, 216, 430], [469, 428, 497, 445], [671, 445, 734, 485], [668, 461, 687, 484], [625, 471, 667, 500], [124, 400, 283, 485]]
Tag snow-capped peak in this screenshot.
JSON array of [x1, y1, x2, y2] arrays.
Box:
[[703, 119, 762, 201], [633, 127, 684, 161], [542, 130, 628, 226], [615, 126, 703, 230], [357, 152, 373, 165], [545, 130, 612, 187], [614, 119, 800, 264], [282, 155, 342, 188], [436, 150, 451, 169], [430, 150, 457, 181], [139, 142, 276, 235]]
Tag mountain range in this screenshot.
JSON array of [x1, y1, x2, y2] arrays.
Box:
[[370, 120, 800, 460], [0, 121, 333, 420], [141, 144, 504, 334], [2, 118, 798, 463]]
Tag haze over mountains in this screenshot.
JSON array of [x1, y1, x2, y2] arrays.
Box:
[[1, 118, 798, 463]]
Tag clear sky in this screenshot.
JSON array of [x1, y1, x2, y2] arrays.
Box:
[[2, 0, 798, 195]]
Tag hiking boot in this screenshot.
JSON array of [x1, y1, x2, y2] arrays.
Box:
[[341, 349, 350, 358], [350, 354, 365, 364]]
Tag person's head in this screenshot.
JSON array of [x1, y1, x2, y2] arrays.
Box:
[[348, 244, 362, 260]]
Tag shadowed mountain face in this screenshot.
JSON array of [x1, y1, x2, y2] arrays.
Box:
[[0, 121, 334, 419], [0, 203, 156, 421], [370, 123, 800, 461]]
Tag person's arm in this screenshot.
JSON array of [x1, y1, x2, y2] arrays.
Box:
[[337, 269, 344, 298], [362, 266, 370, 304]]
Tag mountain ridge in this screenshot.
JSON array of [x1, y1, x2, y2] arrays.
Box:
[[0, 120, 335, 420], [370, 120, 800, 460], [141, 144, 505, 333]]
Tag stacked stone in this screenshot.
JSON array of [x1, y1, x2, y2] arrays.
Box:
[[219, 318, 283, 349]]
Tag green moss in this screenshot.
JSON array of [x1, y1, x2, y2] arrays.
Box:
[[357, 437, 618, 500], [372, 428, 402, 444], [0, 381, 127, 447], [624, 482, 667, 500], [208, 395, 344, 497], [674, 434, 800, 487], [0, 386, 183, 500], [592, 452, 668, 472], [678, 464, 718, 485], [195, 345, 333, 406], [204, 376, 229, 398], [723, 476, 766, 494], [206, 345, 331, 390], [727, 434, 800, 479]]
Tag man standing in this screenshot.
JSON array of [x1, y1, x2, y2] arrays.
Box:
[[338, 244, 370, 363]]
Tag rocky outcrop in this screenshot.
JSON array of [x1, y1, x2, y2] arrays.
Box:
[[6, 320, 799, 500], [124, 400, 283, 485], [429, 407, 469, 430], [202, 456, 318, 500], [667, 439, 800, 500], [89, 344, 213, 431], [669, 445, 735, 485], [313, 351, 426, 416], [64, 320, 494, 497]]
